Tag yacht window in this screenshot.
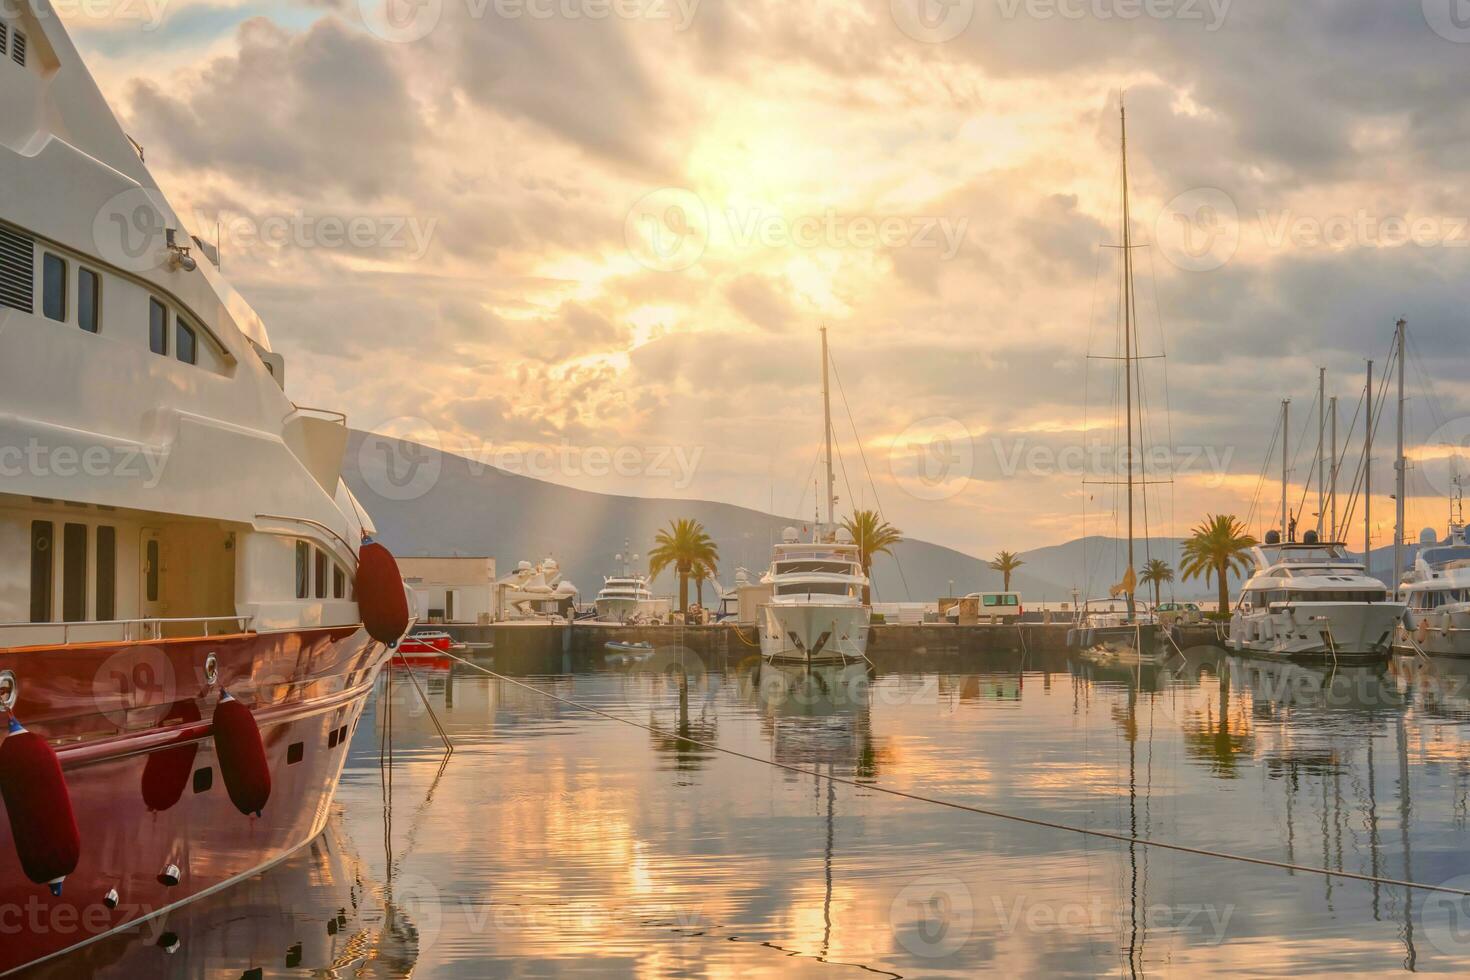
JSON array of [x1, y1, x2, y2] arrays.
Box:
[[10, 29, 23, 67], [78, 268, 100, 333], [333, 563, 346, 599], [176, 319, 197, 365], [295, 541, 310, 599], [145, 538, 160, 602], [62, 523, 87, 622], [42, 253, 66, 322], [314, 548, 328, 599], [96, 525, 116, 621], [149, 298, 168, 355], [775, 583, 854, 597], [30, 521, 52, 623], [774, 560, 853, 575]]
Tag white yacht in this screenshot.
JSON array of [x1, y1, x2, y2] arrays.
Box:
[[1400, 523, 1470, 657], [495, 557, 577, 620], [758, 327, 871, 666], [593, 545, 663, 623], [759, 527, 871, 666], [1230, 532, 1404, 662], [0, 4, 402, 969]]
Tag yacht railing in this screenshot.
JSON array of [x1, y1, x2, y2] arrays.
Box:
[[0, 616, 254, 646]]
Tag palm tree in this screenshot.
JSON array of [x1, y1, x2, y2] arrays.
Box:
[[840, 510, 902, 604], [648, 519, 719, 615], [989, 551, 1025, 592], [1140, 558, 1174, 609], [1180, 515, 1257, 615]]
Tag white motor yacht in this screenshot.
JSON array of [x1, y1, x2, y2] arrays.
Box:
[[759, 527, 870, 666], [1230, 532, 1404, 662], [593, 545, 664, 623], [1400, 524, 1470, 657]]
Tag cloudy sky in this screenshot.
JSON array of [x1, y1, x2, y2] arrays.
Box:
[[64, 0, 1470, 557]]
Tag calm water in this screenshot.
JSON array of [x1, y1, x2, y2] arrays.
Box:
[[54, 645, 1470, 976]]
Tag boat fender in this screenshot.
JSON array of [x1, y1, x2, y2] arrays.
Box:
[[141, 699, 202, 813], [358, 537, 411, 645], [213, 692, 271, 817], [0, 717, 80, 895], [1065, 628, 1076, 647]]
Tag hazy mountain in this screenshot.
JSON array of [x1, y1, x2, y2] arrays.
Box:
[[344, 433, 1425, 603]]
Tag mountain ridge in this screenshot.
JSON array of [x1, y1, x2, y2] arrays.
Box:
[[343, 433, 1419, 604]]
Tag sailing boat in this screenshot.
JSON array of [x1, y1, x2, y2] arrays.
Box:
[[1069, 97, 1166, 662], [758, 328, 871, 666]]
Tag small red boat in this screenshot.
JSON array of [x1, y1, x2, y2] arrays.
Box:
[[391, 631, 457, 671]]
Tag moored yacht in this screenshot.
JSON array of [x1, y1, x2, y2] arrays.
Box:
[[1230, 532, 1404, 662], [0, 4, 405, 971], [758, 327, 871, 667], [759, 527, 870, 666], [1400, 523, 1470, 657], [593, 543, 664, 623]]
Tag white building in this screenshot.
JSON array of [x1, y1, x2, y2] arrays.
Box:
[[399, 556, 496, 624]]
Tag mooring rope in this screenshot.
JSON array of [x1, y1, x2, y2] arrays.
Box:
[[436, 651, 1470, 898]]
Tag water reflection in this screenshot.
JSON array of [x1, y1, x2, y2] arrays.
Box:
[[41, 643, 1470, 976], [19, 815, 418, 979]]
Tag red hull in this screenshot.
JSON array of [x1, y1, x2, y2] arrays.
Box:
[[0, 626, 390, 975]]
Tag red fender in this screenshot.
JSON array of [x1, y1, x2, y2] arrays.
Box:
[[358, 537, 410, 645], [0, 718, 80, 895], [213, 692, 271, 817]]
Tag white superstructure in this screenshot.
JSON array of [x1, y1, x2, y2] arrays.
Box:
[[759, 528, 870, 666], [0, 5, 375, 643], [1229, 535, 1404, 661]]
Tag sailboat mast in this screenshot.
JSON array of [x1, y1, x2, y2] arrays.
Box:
[[1330, 395, 1338, 540], [1394, 318, 1407, 594], [1120, 99, 1137, 618], [1318, 368, 1326, 539], [1365, 359, 1374, 566], [1282, 399, 1290, 541], [820, 325, 835, 529]]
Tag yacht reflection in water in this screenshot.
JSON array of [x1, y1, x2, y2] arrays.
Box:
[[20, 814, 418, 979], [747, 660, 889, 973]]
